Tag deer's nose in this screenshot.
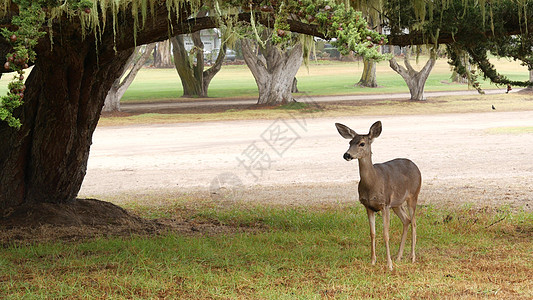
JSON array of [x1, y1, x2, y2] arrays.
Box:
[[343, 153, 353, 161]]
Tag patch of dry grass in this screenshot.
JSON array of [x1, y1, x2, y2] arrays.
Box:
[[98, 93, 533, 126], [1, 199, 531, 299]]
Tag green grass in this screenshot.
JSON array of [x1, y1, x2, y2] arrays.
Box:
[[1, 203, 531, 299], [109, 57, 528, 102]]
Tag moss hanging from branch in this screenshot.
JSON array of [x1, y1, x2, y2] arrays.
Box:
[[0, 0, 194, 128]]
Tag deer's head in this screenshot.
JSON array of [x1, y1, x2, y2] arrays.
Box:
[[335, 121, 382, 161]]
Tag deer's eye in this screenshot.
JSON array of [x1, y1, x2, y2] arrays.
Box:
[[359, 142, 365, 147]]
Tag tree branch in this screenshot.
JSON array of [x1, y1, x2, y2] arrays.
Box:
[[117, 43, 156, 95]]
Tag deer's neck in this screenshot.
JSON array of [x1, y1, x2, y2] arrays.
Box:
[[358, 155, 377, 185]]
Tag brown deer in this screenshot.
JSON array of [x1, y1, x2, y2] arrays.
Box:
[[335, 121, 421, 270]]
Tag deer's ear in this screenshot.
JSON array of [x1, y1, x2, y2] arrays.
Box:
[[335, 123, 356, 139], [368, 121, 382, 141]]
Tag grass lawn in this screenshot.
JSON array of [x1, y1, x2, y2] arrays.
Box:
[[116, 56, 529, 101], [1, 201, 531, 299]]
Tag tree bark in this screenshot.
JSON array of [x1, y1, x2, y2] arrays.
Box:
[[242, 38, 303, 105], [389, 49, 436, 100], [0, 35, 134, 209], [528, 69, 533, 89], [153, 40, 173, 68], [291, 77, 299, 93], [171, 35, 202, 97], [103, 43, 156, 112], [203, 44, 226, 95], [358, 58, 378, 87]]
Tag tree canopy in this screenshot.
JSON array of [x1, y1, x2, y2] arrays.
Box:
[[1, 0, 531, 128], [384, 0, 533, 90]]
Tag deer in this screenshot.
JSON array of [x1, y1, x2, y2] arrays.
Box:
[[335, 121, 421, 271]]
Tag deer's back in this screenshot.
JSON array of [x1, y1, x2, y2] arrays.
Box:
[[359, 158, 421, 210], [378, 158, 421, 204]]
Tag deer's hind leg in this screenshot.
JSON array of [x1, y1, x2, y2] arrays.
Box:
[[408, 200, 417, 263], [392, 204, 411, 262]]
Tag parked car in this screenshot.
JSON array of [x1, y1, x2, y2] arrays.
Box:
[[225, 49, 237, 61], [208, 49, 237, 63], [322, 43, 341, 59]]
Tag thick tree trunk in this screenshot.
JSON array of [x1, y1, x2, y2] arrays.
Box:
[[171, 30, 225, 98], [358, 58, 378, 87], [171, 35, 203, 97], [0, 37, 133, 209], [242, 38, 303, 105], [153, 40, 173, 68], [103, 43, 156, 112], [389, 49, 436, 100]]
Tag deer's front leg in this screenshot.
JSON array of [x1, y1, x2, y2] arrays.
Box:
[[366, 207, 377, 265], [383, 206, 393, 271]]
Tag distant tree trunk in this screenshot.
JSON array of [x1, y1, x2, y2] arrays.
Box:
[[528, 69, 533, 89], [358, 17, 380, 87], [153, 40, 173, 68], [171, 31, 226, 98], [389, 48, 436, 100], [242, 38, 303, 105], [358, 58, 378, 87], [291, 77, 299, 93], [172, 34, 202, 97], [103, 43, 156, 112], [450, 53, 469, 84]]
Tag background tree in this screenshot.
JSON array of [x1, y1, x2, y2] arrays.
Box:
[[241, 30, 305, 105], [103, 43, 156, 112], [171, 30, 227, 98], [358, 58, 378, 87], [389, 47, 437, 100], [152, 40, 173, 68], [351, 0, 384, 87], [384, 0, 533, 91]]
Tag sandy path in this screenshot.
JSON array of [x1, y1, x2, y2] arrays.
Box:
[[79, 111, 533, 211]]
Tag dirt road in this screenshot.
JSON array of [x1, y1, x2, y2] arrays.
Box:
[[79, 111, 533, 211]]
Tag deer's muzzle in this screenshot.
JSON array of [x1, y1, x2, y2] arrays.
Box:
[[343, 153, 353, 161]]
